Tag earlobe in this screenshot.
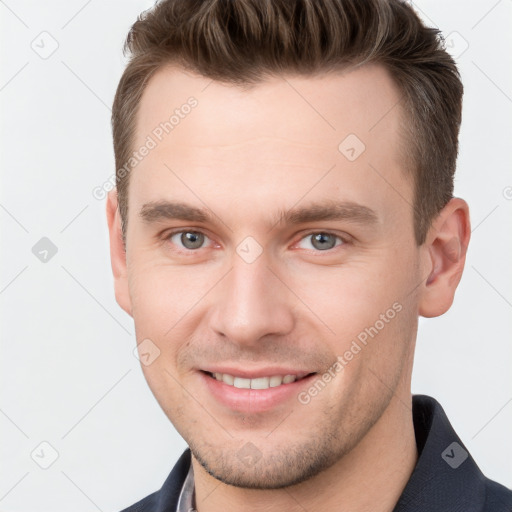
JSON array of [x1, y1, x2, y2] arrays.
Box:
[[419, 198, 471, 318], [106, 189, 133, 317]]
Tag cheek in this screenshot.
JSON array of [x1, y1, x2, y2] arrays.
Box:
[[287, 262, 404, 333], [127, 259, 214, 337], [138, 361, 189, 427], [288, 256, 418, 379]]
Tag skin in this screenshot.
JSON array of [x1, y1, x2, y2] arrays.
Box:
[[107, 63, 471, 512]]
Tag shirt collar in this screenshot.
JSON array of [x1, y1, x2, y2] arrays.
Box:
[[392, 394, 486, 511], [176, 458, 195, 512]]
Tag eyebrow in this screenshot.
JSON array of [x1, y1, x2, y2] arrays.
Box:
[[277, 200, 379, 226], [140, 201, 214, 224], [139, 199, 379, 228]]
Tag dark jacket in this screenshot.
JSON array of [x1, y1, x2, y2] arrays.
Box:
[[120, 395, 512, 511]]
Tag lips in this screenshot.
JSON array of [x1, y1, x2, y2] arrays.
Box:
[[207, 370, 316, 389], [201, 366, 313, 380], [199, 369, 318, 413]]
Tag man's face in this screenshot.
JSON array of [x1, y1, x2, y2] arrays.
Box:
[[117, 63, 426, 488]]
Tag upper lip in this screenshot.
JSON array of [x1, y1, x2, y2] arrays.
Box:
[[201, 366, 315, 380]]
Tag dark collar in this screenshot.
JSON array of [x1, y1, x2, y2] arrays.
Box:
[[121, 395, 512, 511], [393, 394, 486, 510]]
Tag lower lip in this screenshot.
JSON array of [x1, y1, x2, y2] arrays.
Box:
[[200, 371, 317, 413]]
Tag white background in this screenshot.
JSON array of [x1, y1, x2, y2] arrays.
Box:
[[1, 1, 511, 510]]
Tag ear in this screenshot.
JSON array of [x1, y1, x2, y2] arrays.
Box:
[[418, 197, 471, 318], [106, 188, 132, 317]]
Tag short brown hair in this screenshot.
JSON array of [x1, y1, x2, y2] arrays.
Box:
[[112, 0, 463, 245]]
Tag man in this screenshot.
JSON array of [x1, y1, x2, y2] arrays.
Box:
[[106, 0, 512, 510]]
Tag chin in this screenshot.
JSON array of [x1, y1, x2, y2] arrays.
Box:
[[189, 435, 350, 490]]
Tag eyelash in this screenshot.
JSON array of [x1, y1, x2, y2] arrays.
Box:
[[163, 229, 350, 253]]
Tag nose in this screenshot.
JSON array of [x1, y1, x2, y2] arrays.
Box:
[[208, 255, 295, 347]]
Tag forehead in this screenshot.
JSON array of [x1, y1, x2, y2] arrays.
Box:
[[129, 62, 412, 229], [136, 62, 405, 145]]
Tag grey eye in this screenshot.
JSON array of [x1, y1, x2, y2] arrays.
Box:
[[311, 233, 337, 250], [298, 232, 342, 251], [171, 231, 206, 250]]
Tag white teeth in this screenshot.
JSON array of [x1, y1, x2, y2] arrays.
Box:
[[211, 372, 301, 389], [233, 377, 251, 389], [222, 373, 234, 385], [269, 376, 283, 387], [250, 377, 270, 389]]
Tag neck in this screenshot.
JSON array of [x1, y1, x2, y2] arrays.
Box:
[[191, 392, 418, 512]]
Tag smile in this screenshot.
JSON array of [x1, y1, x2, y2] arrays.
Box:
[[207, 371, 314, 390]]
